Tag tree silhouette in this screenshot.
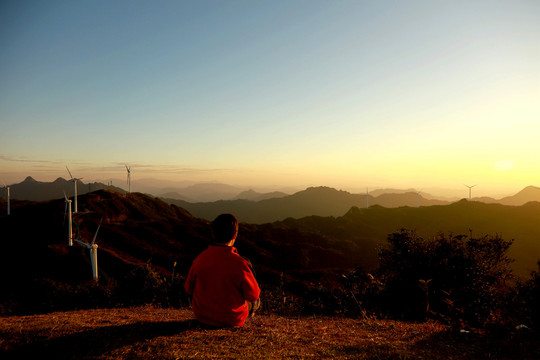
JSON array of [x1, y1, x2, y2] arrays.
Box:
[[377, 229, 514, 326]]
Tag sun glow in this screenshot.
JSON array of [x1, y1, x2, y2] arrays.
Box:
[[494, 160, 514, 172]]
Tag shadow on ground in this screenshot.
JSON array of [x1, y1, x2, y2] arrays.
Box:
[[1, 319, 202, 360], [332, 329, 540, 360]]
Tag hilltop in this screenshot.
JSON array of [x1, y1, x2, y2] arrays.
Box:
[[1, 306, 538, 359]]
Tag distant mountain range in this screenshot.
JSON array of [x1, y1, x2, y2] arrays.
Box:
[[2, 177, 288, 203], [3, 176, 125, 201], [3, 177, 540, 221], [158, 186, 289, 203], [161, 187, 447, 224], [161, 185, 540, 224], [474, 186, 540, 205], [157, 183, 246, 202]]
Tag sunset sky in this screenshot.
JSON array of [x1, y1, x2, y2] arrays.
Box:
[[1, 1, 539, 197]]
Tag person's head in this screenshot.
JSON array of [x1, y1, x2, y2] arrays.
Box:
[[211, 213, 239, 245]]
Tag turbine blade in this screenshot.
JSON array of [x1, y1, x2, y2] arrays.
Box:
[[91, 217, 103, 245], [66, 166, 73, 179], [74, 239, 89, 247]]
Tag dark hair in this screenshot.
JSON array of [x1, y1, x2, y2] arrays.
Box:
[[211, 214, 239, 244]]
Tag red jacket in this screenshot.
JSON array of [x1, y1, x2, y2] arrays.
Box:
[[184, 245, 260, 327]]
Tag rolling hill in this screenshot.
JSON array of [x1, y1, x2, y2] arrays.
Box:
[[162, 186, 450, 224], [233, 189, 289, 201], [157, 183, 246, 202], [279, 200, 540, 277], [4, 176, 125, 201], [0, 190, 366, 303], [2, 189, 539, 293]]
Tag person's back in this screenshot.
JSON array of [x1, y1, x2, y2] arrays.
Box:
[[184, 214, 260, 327]]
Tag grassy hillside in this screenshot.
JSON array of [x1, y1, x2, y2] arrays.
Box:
[[1, 306, 538, 359], [1, 190, 539, 324], [280, 200, 540, 277]]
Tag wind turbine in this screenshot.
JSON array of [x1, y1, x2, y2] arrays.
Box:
[[74, 217, 103, 281], [66, 166, 83, 213], [366, 187, 369, 209], [416, 189, 423, 208], [464, 184, 477, 201], [63, 192, 73, 246], [125, 165, 131, 193], [1, 183, 10, 216]]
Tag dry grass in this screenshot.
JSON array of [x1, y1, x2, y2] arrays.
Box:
[[1, 306, 538, 359]]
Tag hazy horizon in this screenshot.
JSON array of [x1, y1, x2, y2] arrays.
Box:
[[3, 172, 537, 200], [2, 1, 539, 199]]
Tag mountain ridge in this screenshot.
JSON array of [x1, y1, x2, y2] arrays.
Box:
[[3, 177, 125, 201], [5, 177, 540, 208], [163, 186, 449, 223]]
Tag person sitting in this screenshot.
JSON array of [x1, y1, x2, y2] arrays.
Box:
[[184, 213, 261, 327]]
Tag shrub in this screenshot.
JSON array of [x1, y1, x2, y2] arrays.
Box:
[[116, 263, 169, 306], [376, 229, 514, 326], [114, 263, 190, 308], [513, 262, 540, 329]]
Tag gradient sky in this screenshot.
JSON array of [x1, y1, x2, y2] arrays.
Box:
[[1, 0, 539, 197]]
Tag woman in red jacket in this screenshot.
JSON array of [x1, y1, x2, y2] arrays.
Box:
[[185, 214, 261, 327]]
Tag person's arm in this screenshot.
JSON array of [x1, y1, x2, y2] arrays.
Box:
[[241, 262, 261, 302], [184, 263, 196, 295]]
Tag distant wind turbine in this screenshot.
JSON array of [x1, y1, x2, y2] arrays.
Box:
[[74, 217, 103, 281], [63, 192, 73, 246], [464, 184, 477, 201], [2, 183, 10, 216], [125, 165, 131, 193], [66, 166, 83, 213], [416, 189, 423, 208], [366, 187, 369, 209]]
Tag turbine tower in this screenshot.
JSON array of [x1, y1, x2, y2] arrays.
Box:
[[416, 189, 423, 208], [74, 217, 103, 281], [464, 184, 477, 201], [366, 187, 369, 209], [66, 166, 83, 213], [2, 183, 10, 216], [63, 192, 73, 246], [125, 165, 131, 193]]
